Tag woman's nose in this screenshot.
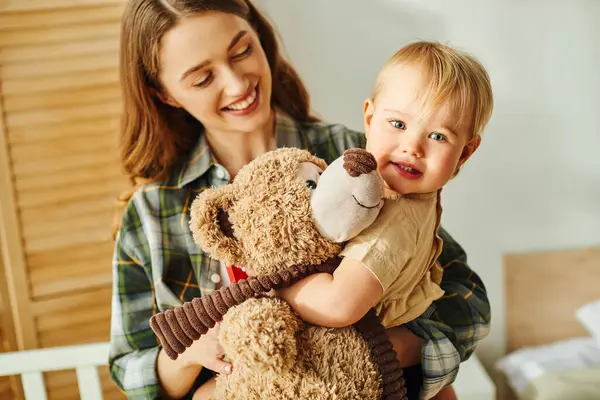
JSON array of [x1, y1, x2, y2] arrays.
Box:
[[222, 68, 249, 97]]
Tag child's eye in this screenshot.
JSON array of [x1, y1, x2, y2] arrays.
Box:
[[429, 132, 447, 142], [389, 119, 406, 130]]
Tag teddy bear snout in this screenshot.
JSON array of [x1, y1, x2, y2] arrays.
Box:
[[342, 148, 377, 177]]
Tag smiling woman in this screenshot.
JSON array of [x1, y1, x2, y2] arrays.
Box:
[[111, 1, 325, 398], [117, 0, 317, 188], [157, 16, 272, 138]]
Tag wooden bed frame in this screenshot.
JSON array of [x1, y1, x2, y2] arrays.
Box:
[[502, 245, 600, 399]]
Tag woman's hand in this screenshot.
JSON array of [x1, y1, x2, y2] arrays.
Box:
[[385, 326, 424, 368], [180, 322, 232, 374], [157, 323, 231, 398]]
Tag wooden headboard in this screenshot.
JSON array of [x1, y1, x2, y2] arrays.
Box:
[[504, 245, 600, 353]]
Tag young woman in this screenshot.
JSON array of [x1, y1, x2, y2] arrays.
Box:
[[109, 1, 489, 399]]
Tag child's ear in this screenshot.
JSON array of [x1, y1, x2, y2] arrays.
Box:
[[454, 136, 481, 175], [363, 98, 375, 137]]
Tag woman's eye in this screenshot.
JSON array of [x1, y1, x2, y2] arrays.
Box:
[[192, 73, 213, 88], [232, 43, 253, 59], [429, 132, 447, 142], [390, 119, 406, 130], [306, 180, 317, 189]]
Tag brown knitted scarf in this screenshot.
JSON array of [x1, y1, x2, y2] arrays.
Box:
[[150, 257, 407, 400]]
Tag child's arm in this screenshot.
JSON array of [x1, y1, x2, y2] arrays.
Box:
[[277, 256, 383, 328]]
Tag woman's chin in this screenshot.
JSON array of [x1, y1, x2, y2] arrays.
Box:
[[228, 105, 272, 131]]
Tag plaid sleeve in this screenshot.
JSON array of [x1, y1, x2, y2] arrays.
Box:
[[108, 200, 162, 399], [405, 226, 491, 399]]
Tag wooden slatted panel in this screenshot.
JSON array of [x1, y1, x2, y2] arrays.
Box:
[[36, 288, 113, 347], [0, 245, 17, 399], [0, 1, 128, 399]]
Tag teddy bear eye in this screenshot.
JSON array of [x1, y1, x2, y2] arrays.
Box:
[[305, 180, 317, 189]]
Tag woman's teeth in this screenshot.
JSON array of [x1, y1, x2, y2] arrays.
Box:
[[225, 88, 257, 111]]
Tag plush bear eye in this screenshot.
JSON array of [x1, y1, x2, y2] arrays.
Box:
[[297, 162, 322, 190]]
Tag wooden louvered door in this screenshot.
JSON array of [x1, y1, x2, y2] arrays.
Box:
[[0, 242, 22, 399], [0, 1, 128, 398]]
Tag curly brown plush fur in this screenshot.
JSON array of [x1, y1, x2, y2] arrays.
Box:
[[150, 148, 407, 400], [215, 296, 383, 399], [190, 148, 339, 276]]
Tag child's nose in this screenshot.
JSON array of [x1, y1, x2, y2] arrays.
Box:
[[402, 135, 424, 158]]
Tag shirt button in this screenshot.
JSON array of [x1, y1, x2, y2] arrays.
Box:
[[216, 167, 225, 179], [211, 273, 221, 283]]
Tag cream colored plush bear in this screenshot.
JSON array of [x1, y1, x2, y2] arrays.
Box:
[[150, 148, 406, 400]]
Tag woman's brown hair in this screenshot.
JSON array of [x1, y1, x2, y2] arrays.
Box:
[[114, 0, 317, 236]]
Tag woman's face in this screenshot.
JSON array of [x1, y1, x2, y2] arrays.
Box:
[[158, 12, 273, 135]]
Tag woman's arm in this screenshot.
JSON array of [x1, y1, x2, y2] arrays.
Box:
[[109, 205, 204, 399], [278, 257, 383, 328], [385, 326, 424, 368], [192, 378, 216, 400], [109, 246, 202, 398], [389, 226, 491, 399]]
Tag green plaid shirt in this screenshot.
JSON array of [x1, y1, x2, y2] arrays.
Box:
[[109, 111, 491, 399]]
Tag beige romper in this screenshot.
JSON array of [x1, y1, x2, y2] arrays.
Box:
[[340, 188, 445, 328]]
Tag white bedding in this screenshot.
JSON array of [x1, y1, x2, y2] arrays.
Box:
[[496, 337, 600, 396], [519, 367, 600, 400], [497, 298, 600, 399]]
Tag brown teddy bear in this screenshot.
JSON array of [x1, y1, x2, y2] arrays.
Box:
[[150, 148, 407, 400]]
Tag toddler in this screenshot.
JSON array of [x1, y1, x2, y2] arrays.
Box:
[[279, 41, 494, 399]]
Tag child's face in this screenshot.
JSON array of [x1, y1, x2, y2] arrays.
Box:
[[364, 63, 480, 195]]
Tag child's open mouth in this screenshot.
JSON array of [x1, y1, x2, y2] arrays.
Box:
[[392, 162, 423, 180]]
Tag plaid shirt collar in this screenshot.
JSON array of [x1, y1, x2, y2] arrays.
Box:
[[176, 111, 303, 188]]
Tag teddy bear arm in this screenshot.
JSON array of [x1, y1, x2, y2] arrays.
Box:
[[219, 297, 303, 372]]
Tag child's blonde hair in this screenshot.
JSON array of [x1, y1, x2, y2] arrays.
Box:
[[373, 41, 494, 139]]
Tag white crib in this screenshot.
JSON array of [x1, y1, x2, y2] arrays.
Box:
[[0, 342, 109, 399]]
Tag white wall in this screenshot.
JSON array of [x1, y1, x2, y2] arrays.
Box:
[[258, 0, 600, 377]]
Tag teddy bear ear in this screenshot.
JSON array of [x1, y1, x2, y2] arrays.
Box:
[[189, 185, 243, 266]]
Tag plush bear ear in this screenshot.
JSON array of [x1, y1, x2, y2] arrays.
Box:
[[189, 184, 244, 266]]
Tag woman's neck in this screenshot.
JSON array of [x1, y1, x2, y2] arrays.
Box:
[[205, 111, 276, 178]]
